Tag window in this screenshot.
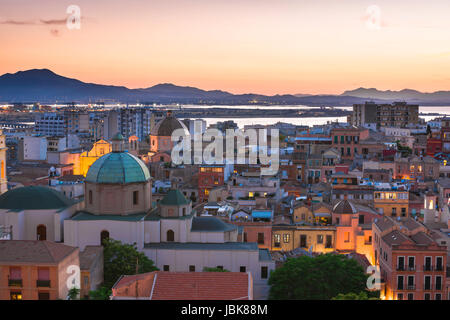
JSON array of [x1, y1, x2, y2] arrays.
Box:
[[435, 276, 442, 290], [38, 292, 50, 300], [274, 234, 281, 247], [358, 215, 365, 224], [37, 225, 47, 241], [317, 235, 323, 244], [189, 265, 195, 272], [240, 266, 246, 273], [407, 293, 414, 300], [257, 233, 265, 245], [283, 234, 290, 243], [344, 232, 350, 243], [261, 266, 268, 279], [167, 230, 175, 242], [435, 294, 442, 300], [325, 235, 332, 248], [436, 257, 443, 271], [397, 293, 403, 300], [300, 235, 307, 248], [89, 190, 93, 205], [424, 293, 431, 300], [424, 276, 431, 290], [397, 276, 404, 290], [216, 266, 223, 270], [401, 208, 406, 216], [397, 256, 405, 271], [407, 276, 415, 290], [408, 257, 415, 270], [424, 257, 432, 271], [243, 232, 248, 242], [133, 191, 139, 205], [163, 265, 170, 271], [10, 292, 22, 300], [100, 230, 110, 245]]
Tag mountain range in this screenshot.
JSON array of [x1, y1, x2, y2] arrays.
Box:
[[1, 69, 450, 106]]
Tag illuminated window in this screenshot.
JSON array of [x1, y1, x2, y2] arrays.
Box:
[[10, 292, 22, 300], [248, 192, 254, 198], [204, 189, 209, 195], [283, 234, 290, 243]]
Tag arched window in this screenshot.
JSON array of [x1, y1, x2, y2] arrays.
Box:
[[100, 230, 110, 245], [167, 230, 174, 242], [37, 225, 47, 241]]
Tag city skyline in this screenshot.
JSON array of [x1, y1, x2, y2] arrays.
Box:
[[2, 0, 450, 95]]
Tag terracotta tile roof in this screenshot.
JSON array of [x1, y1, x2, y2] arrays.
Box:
[[382, 230, 412, 246], [0, 240, 78, 264], [152, 272, 251, 300], [112, 272, 252, 300]]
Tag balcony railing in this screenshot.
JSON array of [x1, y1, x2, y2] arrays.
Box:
[[36, 280, 51, 287], [8, 279, 22, 287], [435, 265, 443, 271], [423, 265, 433, 271], [407, 285, 416, 290], [407, 265, 416, 271], [396, 265, 405, 271]]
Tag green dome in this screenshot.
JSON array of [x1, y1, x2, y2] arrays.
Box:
[[0, 186, 75, 210], [86, 152, 151, 184]]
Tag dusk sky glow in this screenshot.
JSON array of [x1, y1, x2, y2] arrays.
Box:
[[2, 0, 450, 95]]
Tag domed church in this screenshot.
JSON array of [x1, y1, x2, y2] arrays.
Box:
[[64, 134, 274, 296], [148, 111, 189, 163]]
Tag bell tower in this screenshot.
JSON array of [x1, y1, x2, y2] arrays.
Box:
[[0, 130, 7, 194]]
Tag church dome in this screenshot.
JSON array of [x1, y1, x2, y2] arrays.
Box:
[[0, 186, 75, 210], [150, 112, 189, 137], [333, 200, 357, 214], [86, 152, 151, 184]]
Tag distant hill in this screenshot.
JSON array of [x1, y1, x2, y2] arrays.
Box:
[[0, 69, 449, 105], [342, 87, 450, 104]]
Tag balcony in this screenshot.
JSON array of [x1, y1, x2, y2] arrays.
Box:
[[36, 280, 51, 287], [407, 285, 416, 290], [8, 279, 22, 287], [423, 265, 433, 271], [396, 265, 405, 271], [435, 265, 443, 271], [407, 265, 416, 271]]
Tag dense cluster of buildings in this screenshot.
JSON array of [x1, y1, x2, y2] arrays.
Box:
[[0, 101, 449, 300]]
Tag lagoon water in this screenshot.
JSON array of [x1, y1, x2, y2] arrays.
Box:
[[183, 106, 450, 128]]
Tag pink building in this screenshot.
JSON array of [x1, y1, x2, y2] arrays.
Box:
[[373, 216, 447, 300]]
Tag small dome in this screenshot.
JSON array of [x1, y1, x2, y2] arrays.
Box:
[[333, 200, 357, 214], [0, 186, 75, 210], [159, 189, 190, 206], [150, 113, 189, 137], [86, 152, 151, 184], [112, 133, 124, 141]]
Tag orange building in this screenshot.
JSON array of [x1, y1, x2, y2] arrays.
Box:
[[332, 200, 380, 263], [0, 240, 80, 300], [374, 189, 409, 218]]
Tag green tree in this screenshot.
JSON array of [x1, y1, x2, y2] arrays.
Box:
[[268, 253, 368, 300], [68, 287, 80, 300], [203, 267, 230, 272], [332, 291, 380, 300], [89, 286, 112, 300], [103, 238, 158, 289]]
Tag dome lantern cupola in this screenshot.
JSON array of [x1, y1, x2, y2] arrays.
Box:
[[111, 133, 125, 153]]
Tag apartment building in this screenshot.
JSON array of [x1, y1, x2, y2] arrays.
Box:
[[0, 240, 80, 300], [351, 102, 419, 129], [373, 216, 447, 300]]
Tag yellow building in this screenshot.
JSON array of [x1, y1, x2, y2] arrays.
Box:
[[293, 202, 332, 225], [74, 140, 111, 176], [373, 190, 409, 218], [271, 225, 336, 253]]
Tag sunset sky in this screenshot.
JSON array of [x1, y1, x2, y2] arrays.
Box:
[[1, 0, 450, 95]]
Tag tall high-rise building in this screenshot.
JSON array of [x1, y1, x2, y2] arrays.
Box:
[[351, 102, 419, 129]]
